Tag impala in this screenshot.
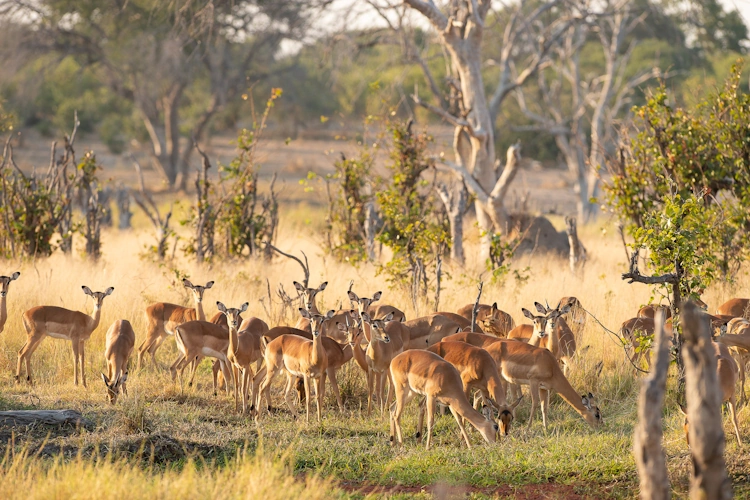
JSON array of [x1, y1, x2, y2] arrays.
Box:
[[293, 281, 327, 330], [170, 319, 232, 394], [217, 302, 267, 414], [637, 304, 672, 320], [389, 350, 499, 449], [716, 298, 750, 319], [257, 309, 335, 422], [558, 297, 585, 342], [17, 286, 114, 386], [402, 313, 461, 349], [360, 312, 395, 415], [716, 320, 750, 406], [509, 301, 575, 376], [0, 271, 20, 334], [456, 302, 515, 337], [348, 290, 406, 323], [484, 339, 601, 430], [101, 319, 135, 404], [137, 279, 214, 369], [442, 331, 503, 349], [428, 340, 522, 435]]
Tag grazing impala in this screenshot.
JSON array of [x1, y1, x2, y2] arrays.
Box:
[[484, 339, 602, 430], [456, 303, 515, 337], [17, 286, 114, 386], [257, 309, 335, 423], [137, 279, 215, 369], [101, 319, 135, 404], [0, 271, 20, 334], [389, 350, 499, 449], [429, 340, 522, 435]]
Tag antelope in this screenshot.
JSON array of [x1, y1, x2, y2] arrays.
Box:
[[137, 279, 215, 369], [359, 312, 396, 415], [428, 341, 522, 435], [456, 303, 515, 337], [348, 289, 406, 324], [484, 339, 602, 430], [216, 302, 266, 414], [717, 298, 750, 319], [442, 331, 503, 349], [170, 319, 232, 393], [101, 319, 135, 404], [619, 317, 673, 369], [402, 314, 461, 349], [389, 350, 499, 449], [0, 271, 20, 334], [509, 302, 575, 376], [293, 281, 328, 330], [716, 322, 750, 406], [17, 286, 114, 386], [257, 309, 335, 422], [558, 297, 585, 342], [637, 304, 672, 320], [435, 312, 483, 332], [681, 342, 742, 447]]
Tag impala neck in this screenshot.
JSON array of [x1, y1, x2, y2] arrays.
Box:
[[311, 330, 325, 365], [547, 322, 560, 355], [528, 324, 543, 347], [194, 298, 206, 321], [549, 364, 590, 420], [89, 304, 103, 331], [229, 323, 239, 357], [448, 394, 492, 434], [350, 333, 368, 372]]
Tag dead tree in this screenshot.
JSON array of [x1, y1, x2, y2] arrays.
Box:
[[194, 143, 215, 263], [681, 302, 732, 500], [363, 200, 378, 261], [633, 309, 671, 500], [115, 186, 133, 229], [436, 181, 468, 264], [131, 156, 172, 260], [565, 216, 586, 273]]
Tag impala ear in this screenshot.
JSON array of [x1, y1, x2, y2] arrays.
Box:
[[204, 281, 214, 289], [101, 373, 110, 386], [372, 291, 382, 302], [121, 371, 128, 383], [216, 302, 227, 313], [325, 309, 335, 319], [82, 286, 93, 296], [11, 272, 19, 280], [535, 302, 547, 314], [318, 282, 328, 292], [240, 302, 249, 313], [105, 287, 114, 296], [183, 279, 194, 288], [511, 395, 523, 409], [361, 311, 372, 323], [384, 312, 394, 322], [522, 308, 534, 320], [293, 281, 304, 292], [560, 304, 571, 315], [347, 291, 359, 301], [491, 302, 498, 311], [299, 308, 311, 319]]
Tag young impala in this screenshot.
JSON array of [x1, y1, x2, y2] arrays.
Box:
[[101, 319, 135, 404], [17, 286, 114, 386], [0, 271, 20, 334]]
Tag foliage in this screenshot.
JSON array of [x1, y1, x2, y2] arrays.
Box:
[[376, 120, 449, 308], [76, 151, 105, 260], [606, 64, 750, 288]]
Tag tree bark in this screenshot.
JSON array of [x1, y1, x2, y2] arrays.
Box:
[[0, 410, 94, 429], [681, 301, 732, 500], [437, 181, 467, 264]]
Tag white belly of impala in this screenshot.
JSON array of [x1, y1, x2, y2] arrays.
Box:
[[201, 347, 224, 359], [47, 332, 71, 340]]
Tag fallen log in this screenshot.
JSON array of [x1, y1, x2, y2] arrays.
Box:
[[0, 410, 93, 429]]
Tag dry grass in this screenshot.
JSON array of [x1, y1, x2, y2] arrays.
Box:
[[0, 212, 749, 498]]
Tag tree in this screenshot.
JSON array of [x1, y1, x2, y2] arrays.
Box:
[[2, 0, 330, 189]]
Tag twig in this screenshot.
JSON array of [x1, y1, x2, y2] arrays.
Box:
[[471, 281, 484, 333]]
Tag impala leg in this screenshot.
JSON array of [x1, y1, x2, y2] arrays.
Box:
[[366, 369, 375, 416], [232, 364, 240, 412], [252, 365, 268, 414], [187, 355, 205, 387], [326, 368, 344, 412], [391, 387, 413, 446], [282, 373, 299, 420], [71, 340, 80, 386], [241, 368, 251, 414], [21, 336, 45, 386], [739, 355, 748, 407], [416, 398, 426, 442], [729, 396, 742, 447], [527, 382, 540, 429], [425, 395, 436, 450], [539, 388, 550, 432], [302, 375, 312, 423], [79, 340, 87, 388], [314, 376, 323, 422], [449, 404, 472, 449]]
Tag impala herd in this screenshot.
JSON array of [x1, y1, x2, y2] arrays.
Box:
[[1, 269, 748, 449]]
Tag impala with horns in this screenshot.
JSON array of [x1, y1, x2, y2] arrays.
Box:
[[0, 271, 20, 334], [137, 279, 215, 369], [101, 319, 135, 404], [456, 302, 515, 337], [257, 309, 335, 423], [389, 350, 499, 449], [17, 286, 114, 386], [509, 301, 575, 376]]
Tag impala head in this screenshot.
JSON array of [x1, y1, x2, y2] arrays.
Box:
[[101, 372, 127, 404], [360, 311, 392, 343], [294, 281, 327, 311], [0, 271, 20, 297], [216, 301, 248, 331], [337, 311, 363, 345], [480, 303, 507, 337], [348, 290, 382, 315], [183, 279, 214, 304], [299, 308, 334, 337], [581, 392, 602, 427], [82, 286, 114, 308], [522, 303, 549, 338], [493, 396, 523, 436], [478, 405, 499, 444]]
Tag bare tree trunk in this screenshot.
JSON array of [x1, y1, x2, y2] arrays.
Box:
[[565, 216, 586, 274], [364, 201, 377, 262], [116, 187, 132, 230], [681, 301, 732, 500], [437, 181, 467, 264], [633, 310, 671, 500]]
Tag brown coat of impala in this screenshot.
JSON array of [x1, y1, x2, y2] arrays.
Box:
[[716, 298, 750, 318], [137, 279, 214, 369], [216, 302, 268, 414], [637, 304, 672, 320], [428, 341, 521, 435], [402, 313, 461, 350], [101, 319, 135, 404], [349, 289, 406, 324], [519, 303, 576, 377], [456, 303, 515, 337], [442, 331, 503, 349], [171, 319, 232, 393], [716, 321, 750, 407], [360, 312, 396, 415], [681, 342, 742, 447], [0, 271, 20, 334], [17, 286, 114, 386], [257, 309, 335, 422], [484, 339, 602, 430], [389, 350, 499, 449], [435, 312, 483, 332], [293, 281, 327, 331]]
